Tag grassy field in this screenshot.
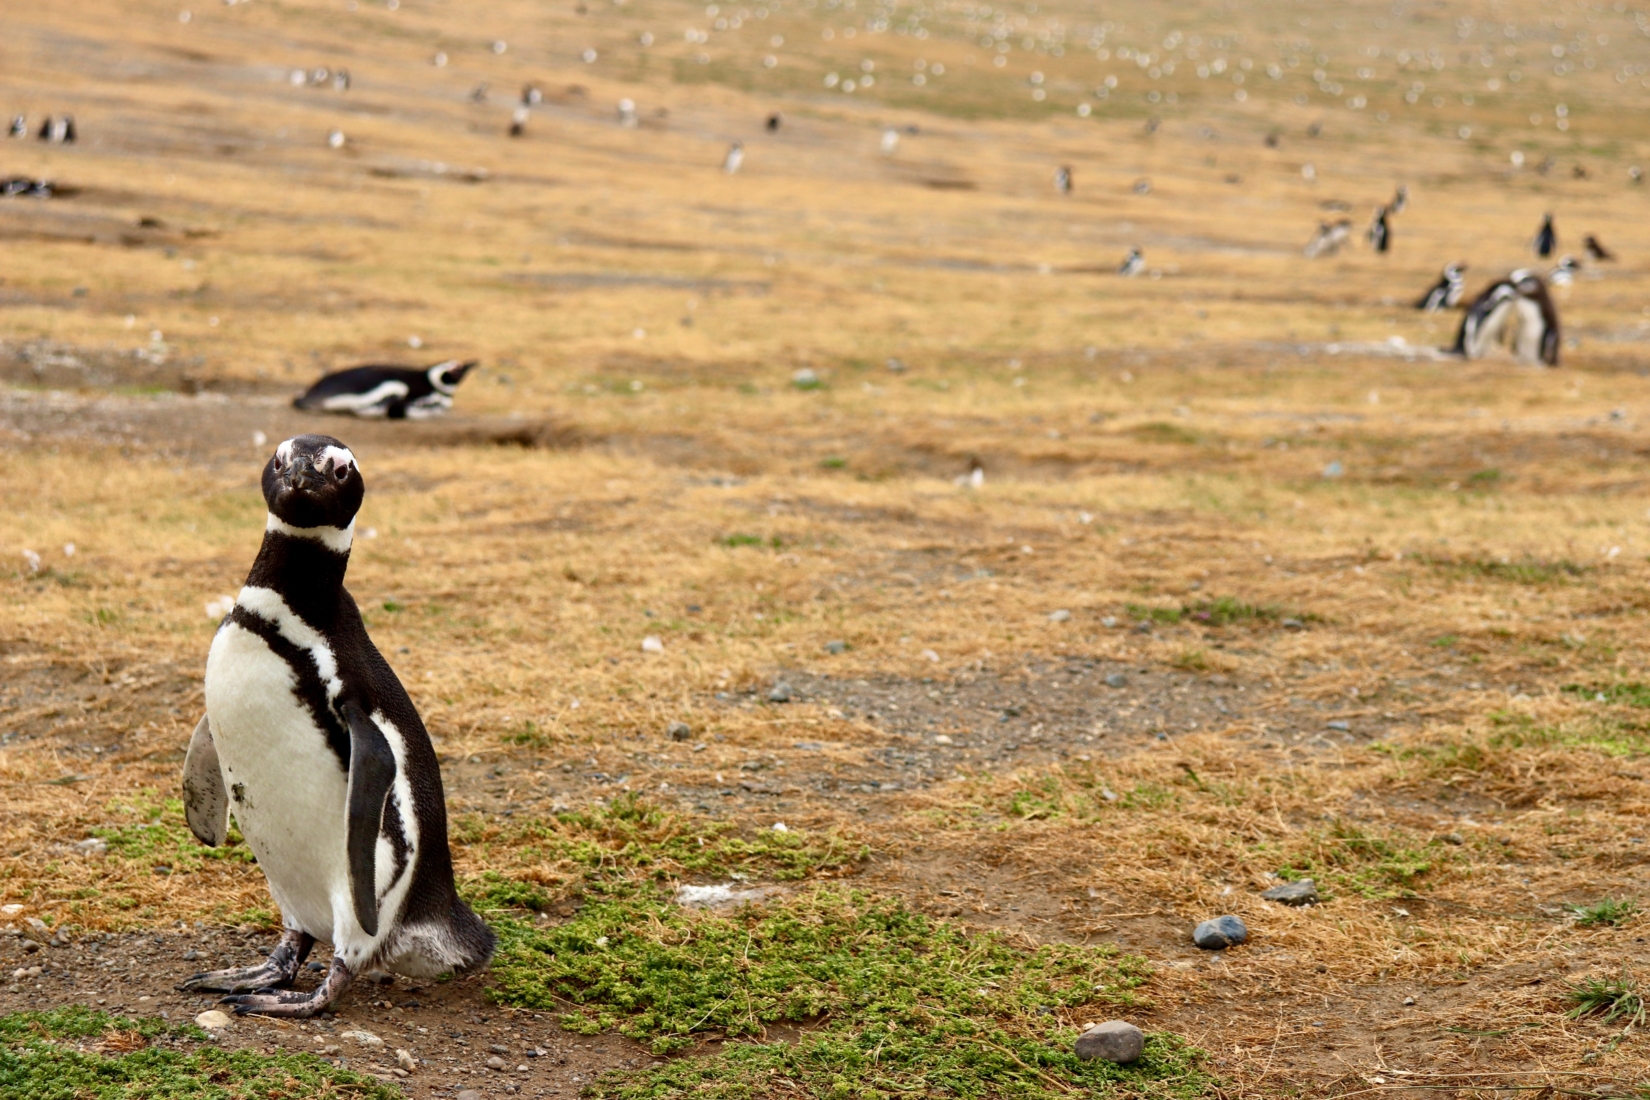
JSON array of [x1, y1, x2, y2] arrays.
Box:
[[4, 0, 1650, 1095]]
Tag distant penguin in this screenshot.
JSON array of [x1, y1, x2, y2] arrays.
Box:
[[1303, 219, 1352, 258], [521, 84, 544, 106], [294, 360, 476, 420], [954, 456, 984, 489], [1453, 269, 1560, 366], [333, 69, 351, 92], [880, 128, 900, 156], [1415, 263, 1466, 311], [1118, 248, 1145, 277], [1584, 235, 1615, 261], [1054, 165, 1072, 195], [1532, 213, 1556, 258], [1548, 255, 1578, 287], [7, 116, 24, 138], [1390, 184, 1408, 214], [470, 82, 490, 104], [617, 99, 638, 127], [181, 435, 495, 1017], [766, 112, 782, 132], [36, 116, 74, 143], [1366, 205, 1390, 253], [1132, 177, 1152, 195], [509, 107, 529, 137], [723, 141, 744, 174]]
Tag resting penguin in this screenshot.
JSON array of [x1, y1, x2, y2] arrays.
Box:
[[293, 359, 475, 419], [180, 435, 494, 1016]]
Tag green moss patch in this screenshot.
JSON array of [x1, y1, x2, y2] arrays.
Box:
[[470, 799, 1214, 1100], [0, 1006, 396, 1099]]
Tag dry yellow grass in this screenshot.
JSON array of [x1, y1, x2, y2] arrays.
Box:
[[5, 0, 1650, 1093]]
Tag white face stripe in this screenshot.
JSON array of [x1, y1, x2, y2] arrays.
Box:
[[319, 444, 357, 475], [267, 513, 356, 554], [425, 361, 462, 394], [235, 585, 344, 702]]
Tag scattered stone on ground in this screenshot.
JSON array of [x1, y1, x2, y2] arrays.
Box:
[[666, 721, 691, 741], [194, 1009, 231, 1029], [1074, 1020, 1145, 1064], [1192, 915, 1248, 949], [1261, 879, 1320, 906], [767, 681, 792, 703]]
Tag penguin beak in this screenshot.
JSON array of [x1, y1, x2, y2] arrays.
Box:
[[282, 455, 325, 492]]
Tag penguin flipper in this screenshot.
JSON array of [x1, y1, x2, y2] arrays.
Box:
[[344, 702, 397, 937], [182, 715, 229, 847]]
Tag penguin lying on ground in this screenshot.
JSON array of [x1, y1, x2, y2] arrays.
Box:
[[180, 435, 494, 1016], [1303, 219, 1352, 258], [293, 359, 475, 419], [1452, 270, 1559, 366]]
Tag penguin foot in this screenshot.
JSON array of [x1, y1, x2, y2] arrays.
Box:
[[221, 957, 353, 1018], [178, 929, 314, 993]]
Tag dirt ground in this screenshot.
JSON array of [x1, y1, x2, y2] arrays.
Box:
[[7, 0, 1650, 1095]]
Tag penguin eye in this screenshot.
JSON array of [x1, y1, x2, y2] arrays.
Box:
[[334, 463, 350, 481], [272, 455, 284, 470]]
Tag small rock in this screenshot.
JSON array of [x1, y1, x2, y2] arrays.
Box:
[[1048, 609, 1071, 623], [24, 918, 49, 938], [1192, 915, 1248, 949], [823, 640, 848, 654], [934, 734, 953, 745], [1325, 720, 1350, 732], [20, 941, 39, 954], [74, 838, 107, 856], [342, 1029, 384, 1047], [1261, 879, 1319, 906], [1281, 618, 1304, 630], [458, 1092, 483, 1100], [1101, 615, 1119, 628], [1104, 673, 1127, 689], [486, 1055, 507, 1070], [517, 1064, 530, 1073], [1074, 1020, 1144, 1064], [666, 721, 691, 741], [1132, 620, 1153, 634], [1402, 996, 1415, 1006], [767, 682, 792, 704], [1442, 832, 1465, 845], [194, 1010, 232, 1030], [396, 1048, 417, 1071], [791, 368, 820, 389], [489, 1044, 510, 1055], [1100, 788, 1119, 801], [182, 949, 199, 961]]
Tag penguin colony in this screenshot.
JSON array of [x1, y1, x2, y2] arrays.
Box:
[[183, 435, 493, 1016]]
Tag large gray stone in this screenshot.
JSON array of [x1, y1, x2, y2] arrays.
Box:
[[1192, 914, 1248, 949], [1074, 1020, 1144, 1064], [1261, 879, 1319, 906]]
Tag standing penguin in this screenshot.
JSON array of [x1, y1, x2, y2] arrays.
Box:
[[1366, 205, 1390, 253], [723, 141, 744, 174], [1054, 165, 1072, 194], [180, 435, 493, 1016], [1532, 213, 1556, 258]]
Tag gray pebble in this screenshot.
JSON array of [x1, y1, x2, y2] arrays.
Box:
[[1260, 879, 1319, 906], [489, 1044, 510, 1055], [1048, 609, 1071, 622], [1104, 673, 1127, 689], [666, 721, 692, 741], [182, 949, 199, 961], [1325, 720, 1350, 732], [1442, 832, 1465, 845], [1192, 915, 1247, 949], [458, 1092, 483, 1100], [824, 640, 848, 654], [486, 1054, 506, 1070], [1074, 1020, 1144, 1064], [767, 682, 792, 703]]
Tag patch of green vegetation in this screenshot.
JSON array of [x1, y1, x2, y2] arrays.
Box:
[[818, 456, 848, 469], [1486, 711, 1650, 759], [718, 534, 783, 549], [381, 599, 406, 613], [0, 1006, 395, 1099], [1128, 422, 1200, 446], [1125, 603, 1182, 624], [1275, 820, 1437, 899], [1567, 973, 1646, 1027], [1429, 634, 1459, 648], [1181, 596, 1287, 627], [469, 799, 1212, 1098], [89, 793, 254, 874], [1171, 648, 1209, 672], [1564, 682, 1650, 708], [1467, 468, 1502, 486], [502, 719, 555, 747], [1568, 897, 1639, 927], [491, 886, 1209, 1099]]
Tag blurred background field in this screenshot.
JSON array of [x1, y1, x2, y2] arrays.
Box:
[[4, 0, 1650, 1095]]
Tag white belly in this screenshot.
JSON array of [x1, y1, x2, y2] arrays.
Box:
[[205, 613, 419, 968]]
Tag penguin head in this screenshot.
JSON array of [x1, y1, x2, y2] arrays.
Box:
[[427, 359, 476, 394], [263, 435, 364, 531]]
